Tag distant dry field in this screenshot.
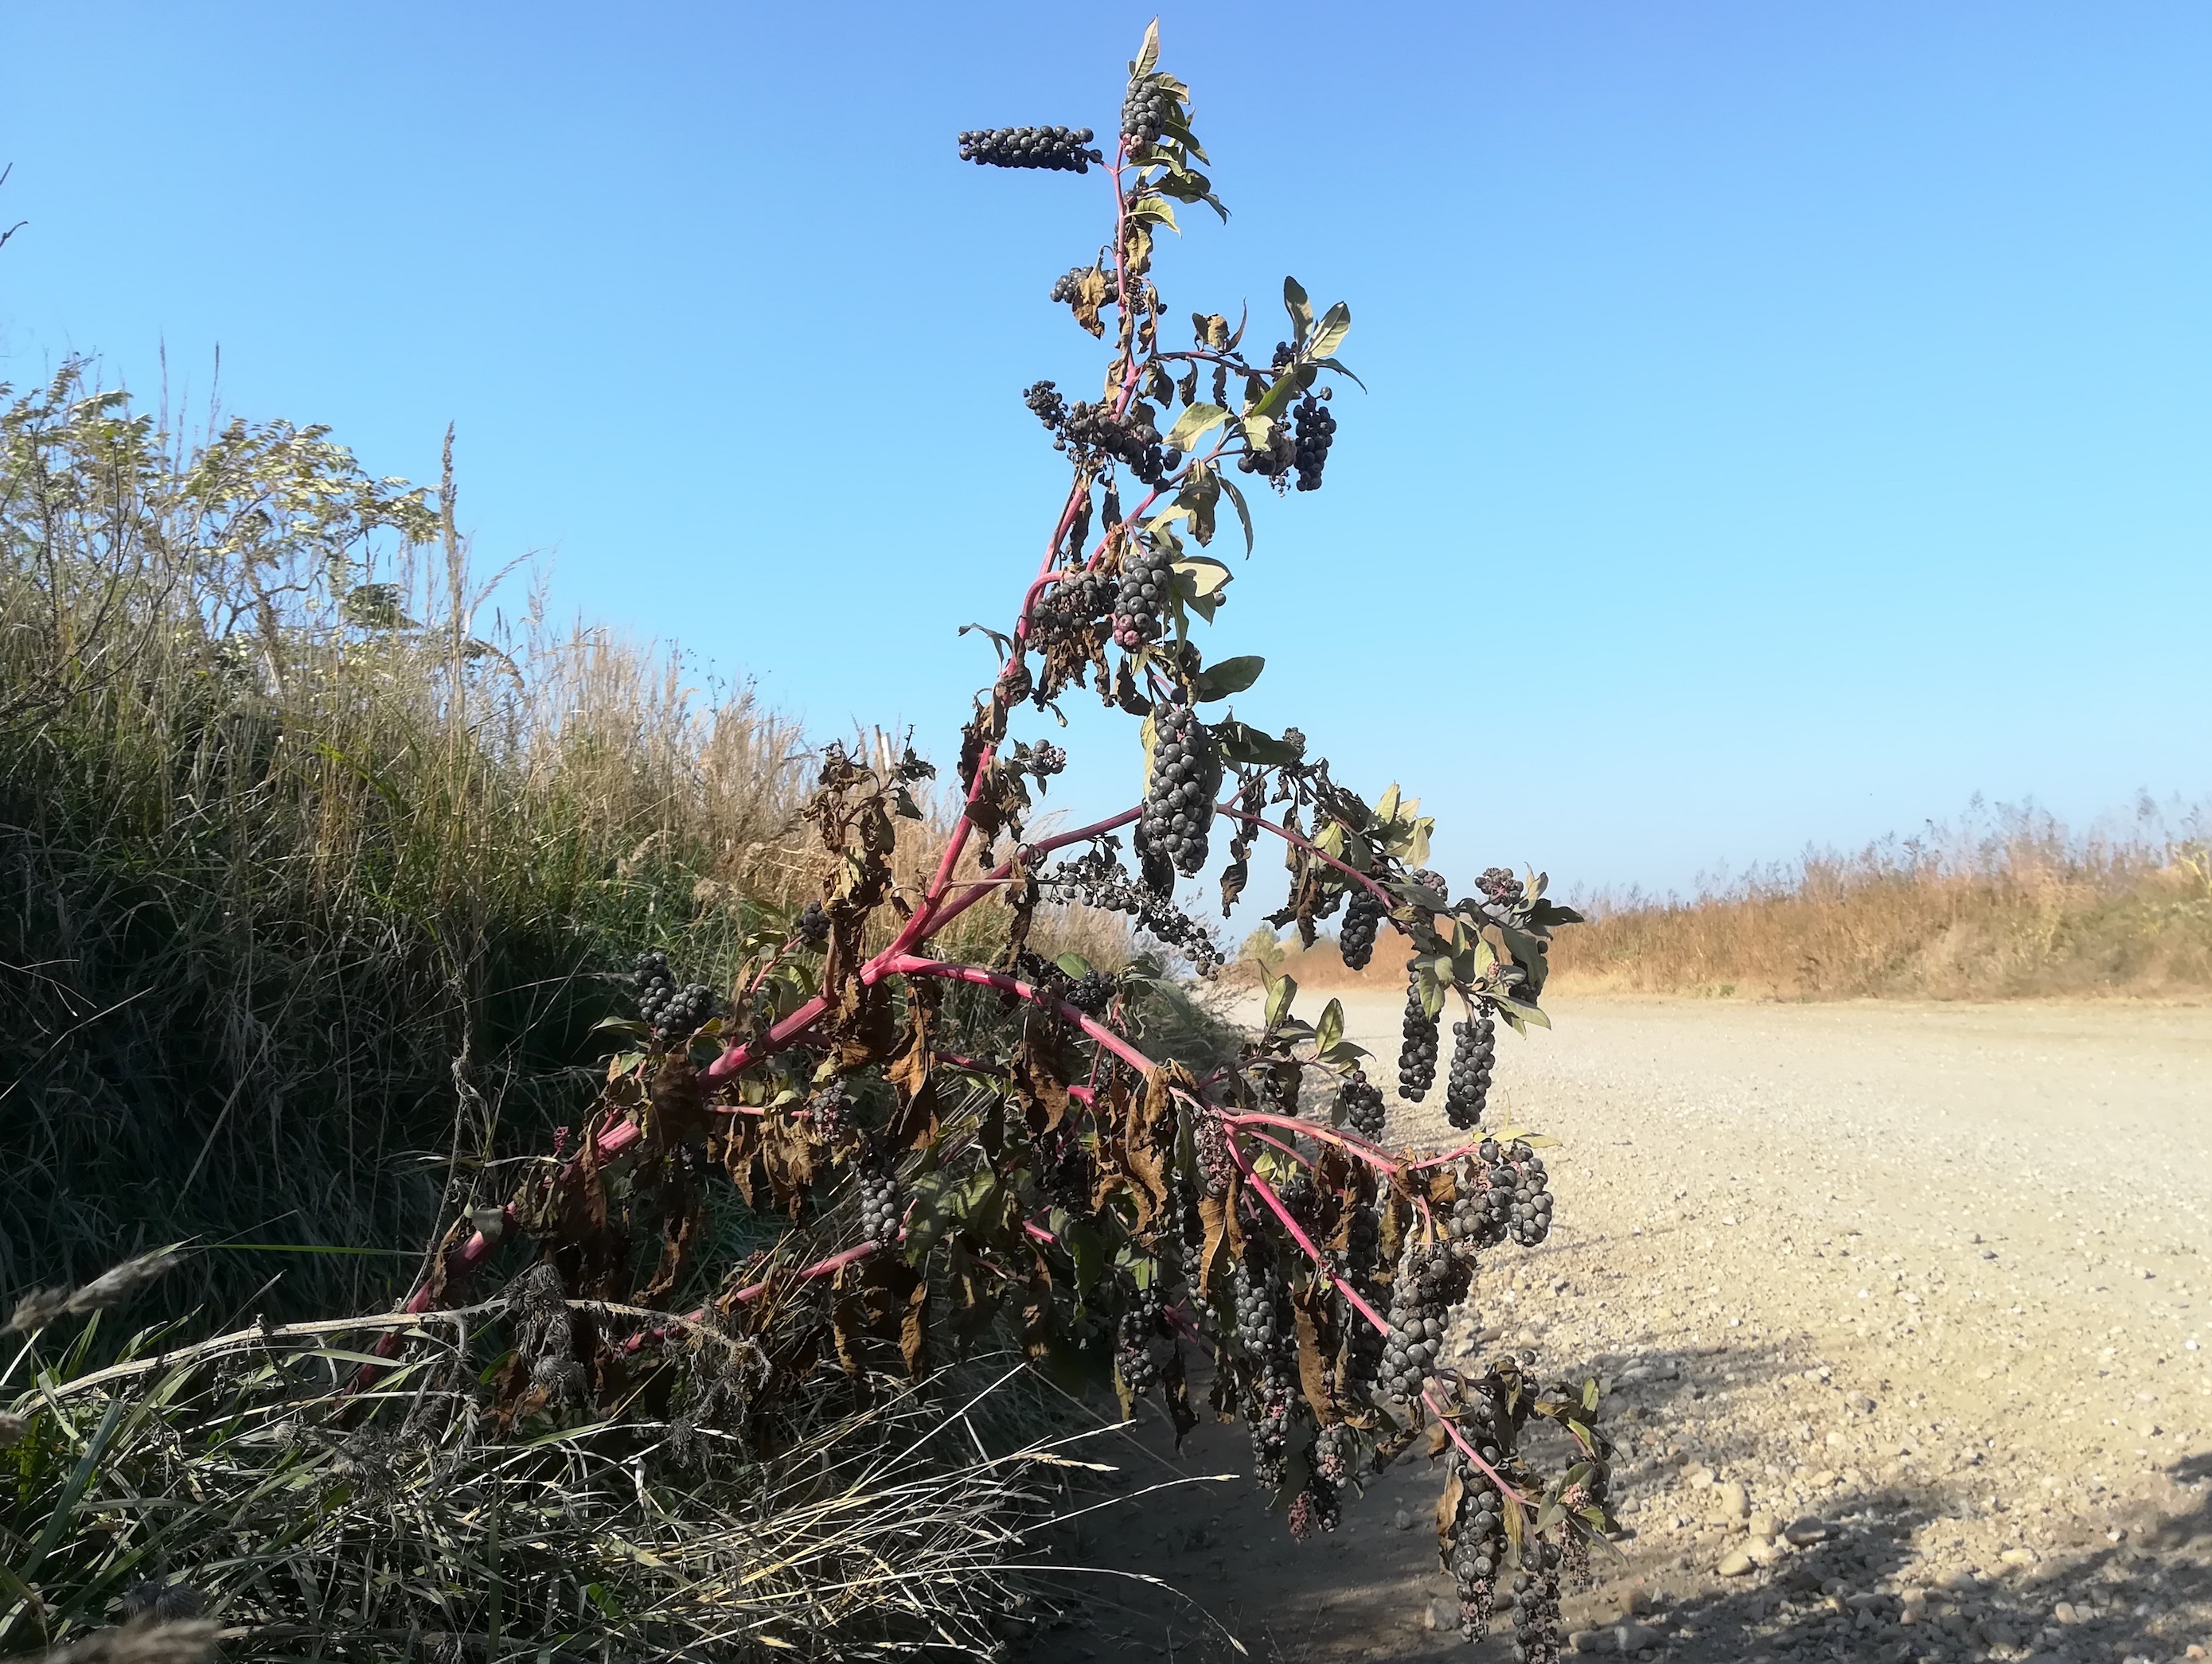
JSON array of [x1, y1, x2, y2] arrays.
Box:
[[1030, 994, 2212, 1663]]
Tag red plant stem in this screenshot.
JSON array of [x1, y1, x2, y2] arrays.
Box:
[[1423, 1383, 1529, 1507], [884, 954, 1157, 1076], [1240, 1126, 1317, 1171], [1225, 1132, 1393, 1341], [919, 804, 1144, 943], [1212, 806, 1394, 908], [1223, 1110, 1402, 1177], [1165, 1302, 1217, 1361], [1023, 1219, 1059, 1248], [1407, 1140, 1486, 1174]]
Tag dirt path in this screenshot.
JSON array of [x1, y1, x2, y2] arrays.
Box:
[[1020, 996, 2212, 1664]]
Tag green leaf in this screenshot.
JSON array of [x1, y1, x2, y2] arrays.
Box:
[[1316, 998, 1344, 1054], [1219, 474, 1255, 555], [1583, 1377, 1601, 1412], [1132, 19, 1160, 78], [1129, 194, 1180, 232], [1283, 275, 1313, 342], [1055, 953, 1095, 980], [1172, 555, 1233, 598], [1193, 654, 1263, 700], [1312, 355, 1368, 391], [1264, 971, 1298, 1030], [1167, 403, 1231, 450], [1308, 301, 1352, 360], [1214, 719, 1305, 766], [1251, 366, 1310, 420]]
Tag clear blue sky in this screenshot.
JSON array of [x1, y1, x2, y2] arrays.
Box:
[[5, 3, 2206, 898]]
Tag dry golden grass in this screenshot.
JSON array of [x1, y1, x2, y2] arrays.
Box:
[[1254, 805, 2212, 1003]]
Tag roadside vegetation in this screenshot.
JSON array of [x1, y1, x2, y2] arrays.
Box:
[[1262, 802, 2212, 1002]]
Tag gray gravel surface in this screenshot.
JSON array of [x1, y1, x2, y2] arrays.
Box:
[[1020, 996, 2212, 1664]]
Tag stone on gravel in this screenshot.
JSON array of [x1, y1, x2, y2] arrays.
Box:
[[1784, 1517, 1829, 1545], [1569, 1631, 1613, 1655], [1422, 1598, 1457, 1631], [1392, 1509, 1414, 1531], [1711, 1479, 1750, 1520], [1747, 1511, 1781, 1540], [1716, 1549, 1755, 1576], [1615, 1623, 1661, 1653], [1997, 1546, 2036, 1567]]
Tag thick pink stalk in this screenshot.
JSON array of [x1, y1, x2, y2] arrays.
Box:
[[1423, 1383, 1529, 1507], [1226, 1132, 1393, 1340], [1213, 806, 1395, 909], [919, 804, 1144, 943], [1240, 1126, 1317, 1171], [884, 954, 1157, 1075], [1223, 1109, 1402, 1176]]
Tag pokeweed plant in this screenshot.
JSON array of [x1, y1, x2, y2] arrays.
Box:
[[376, 24, 1601, 1658]]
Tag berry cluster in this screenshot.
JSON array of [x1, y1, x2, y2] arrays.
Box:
[[1048, 264, 1112, 307], [1031, 563, 1113, 655], [1287, 1470, 1341, 1539], [1292, 392, 1336, 492], [1235, 418, 1297, 483], [1338, 886, 1385, 971], [1065, 969, 1119, 1015], [1110, 537, 1174, 651], [1397, 973, 1440, 1102], [1445, 1443, 1509, 1640], [1508, 1548, 1564, 1664], [808, 1081, 850, 1145], [1043, 842, 1223, 971], [1478, 1138, 1554, 1247], [856, 1154, 905, 1248], [1336, 1071, 1386, 1144], [1139, 703, 1220, 879], [1477, 866, 1526, 907], [635, 951, 718, 1039], [1116, 1273, 1165, 1400], [1380, 1238, 1466, 1402], [1035, 1121, 1093, 1214], [957, 126, 1101, 172], [1023, 379, 1067, 434], [1233, 1257, 1297, 1490], [794, 900, 830, 945], [1065, 399, 1180, 482], [1121, 79, 1176, 145], [1444, 1007, 1495, 1131]]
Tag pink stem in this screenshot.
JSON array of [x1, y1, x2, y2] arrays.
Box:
[[1241, 1127, 1317, 1171], [1423, 1383, 1530, 1507], [919, 804, 1144, 943], [884, 954, 1157, 1076], [1223, 1110, 1402, 1176], [1214, 806, 1395, 909], [1226, 1132, 1393, 1340]]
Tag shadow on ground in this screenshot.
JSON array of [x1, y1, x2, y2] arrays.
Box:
[[1006, 1335, 2212, 1664]]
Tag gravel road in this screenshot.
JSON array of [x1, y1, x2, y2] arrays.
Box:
[[1023, 996, 2212, 1664]]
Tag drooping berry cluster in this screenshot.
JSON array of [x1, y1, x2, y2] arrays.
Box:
[[1286, 1469, 1341, 1539], [957, 125, 1101, 172], [1380, 1238, 1466, 1402], [1233, 1257, 1297, 1491], [1116, 1272, 1166, 1400], [1121, 78, 1176, 145], [808, 1081, 850, 1145], [1292, 392, 1336, 492], [1508, 1547, 1563, 1664], [1042, 843, 1222, 971], [1023, 379, 1068, 434], [1139, 703, 1220, 879], [1481, 1138, 1554, 1247], [1397, 973, 1440, 1101], [1336, 1071, 1386, 1144], [856, 1153, 905, 1247], [1338, 886, 1385, 971], [635, 952, 717, 1039], [1110, 537, 1174, 651], [794, 901, 830, 945], [1444, 1007, 1495, 1131], [1445, 1443, 1509, 1640], [1035, 1122, 1093, 1214]]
